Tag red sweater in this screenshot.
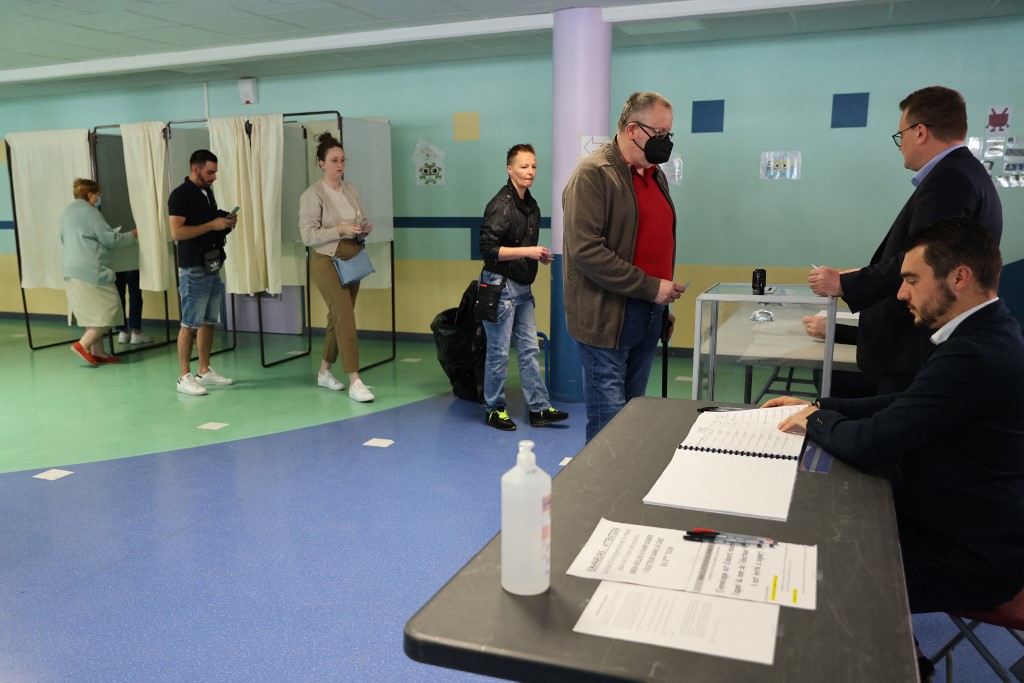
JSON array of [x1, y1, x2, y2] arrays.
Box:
[[630, 166, 674, 280]]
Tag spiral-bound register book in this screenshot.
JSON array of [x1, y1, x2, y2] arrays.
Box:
[[642, 405, 807, 521]]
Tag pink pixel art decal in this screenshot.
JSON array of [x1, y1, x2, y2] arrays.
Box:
[[986, 106, 1012, 132]]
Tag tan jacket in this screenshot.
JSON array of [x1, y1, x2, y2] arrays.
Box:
[[561, 138, 676, 348], [298, 179, 366, 256]]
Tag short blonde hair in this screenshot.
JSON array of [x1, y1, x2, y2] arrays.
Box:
[[72, 178, 99, 200]]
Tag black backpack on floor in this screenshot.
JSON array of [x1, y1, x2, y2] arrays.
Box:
[[431, 281, 487, 402]]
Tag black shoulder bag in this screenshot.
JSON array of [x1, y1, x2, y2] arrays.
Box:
[[473, 274, 506, 322]]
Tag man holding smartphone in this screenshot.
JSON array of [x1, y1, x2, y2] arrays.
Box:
[[168, 149, 237, 396]]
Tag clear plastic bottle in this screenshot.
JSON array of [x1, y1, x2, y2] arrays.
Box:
[[501, 440, 551, 595]]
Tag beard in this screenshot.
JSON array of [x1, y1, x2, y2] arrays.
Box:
[[910, 282, 956, 329]]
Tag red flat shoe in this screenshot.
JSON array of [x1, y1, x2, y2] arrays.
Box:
[[71, 342, 99, 367], [94, 355, 121, 364]]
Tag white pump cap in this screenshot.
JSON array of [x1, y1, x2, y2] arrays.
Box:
[[517, 440, 536, 468]]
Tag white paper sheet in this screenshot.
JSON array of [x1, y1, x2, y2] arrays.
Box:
[[679, 406, 805, 458], [33, 469, 73, 481], [573, 581, 779, 665], [567, 518, 817, 609], [643, 407, 804, 521], [644, 450, 798, 520], [813, 310, 859, 321]]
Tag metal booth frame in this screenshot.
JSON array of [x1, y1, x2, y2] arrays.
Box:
[[5, 138, 81, 350], [255, 110, 396, 371], [5, 114, 397, 374], [91, 124, 175, 357]]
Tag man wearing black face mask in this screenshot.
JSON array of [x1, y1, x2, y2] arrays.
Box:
[[563, 91, 688, 442]]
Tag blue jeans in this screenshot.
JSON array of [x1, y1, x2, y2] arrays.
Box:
[[481, 271, 551, 414], [576, 299, 665, 442], [178, 267, 224, 329]]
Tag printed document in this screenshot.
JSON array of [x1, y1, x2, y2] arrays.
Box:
[[567, 518, 817, 609], [677, 405, 805, 457], [573, 581, 779, 665]]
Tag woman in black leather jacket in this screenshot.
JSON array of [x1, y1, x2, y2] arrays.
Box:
[[477, 144, 568, 431]]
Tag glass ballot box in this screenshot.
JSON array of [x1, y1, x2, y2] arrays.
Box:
[[691, 283, 858, 403]]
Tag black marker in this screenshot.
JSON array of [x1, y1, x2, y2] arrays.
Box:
[[696, 406, 747, 413]]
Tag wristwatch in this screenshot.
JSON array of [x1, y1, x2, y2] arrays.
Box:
[[812, 399, 821, 409]]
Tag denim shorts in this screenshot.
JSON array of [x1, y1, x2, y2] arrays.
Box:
[[178, 267, 224, 329]]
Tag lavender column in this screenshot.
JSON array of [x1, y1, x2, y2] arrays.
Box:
[[548, 7, 612, 403]]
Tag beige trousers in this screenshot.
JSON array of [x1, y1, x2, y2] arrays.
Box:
[[311, 240, 362, 373]]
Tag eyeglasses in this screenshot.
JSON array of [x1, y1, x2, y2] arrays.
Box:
[[630, 120, 673, 141], [892, 122, 930, 148]]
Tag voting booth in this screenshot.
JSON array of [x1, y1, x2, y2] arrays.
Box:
[[92, 123, 174, 354], [5, 112, 396, 372], [5, 130, 94, 349]]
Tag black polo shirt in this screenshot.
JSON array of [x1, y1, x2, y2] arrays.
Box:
[[168, 177, 232, 268]]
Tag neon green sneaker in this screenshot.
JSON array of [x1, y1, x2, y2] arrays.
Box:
[[486, 408, 517, 431]]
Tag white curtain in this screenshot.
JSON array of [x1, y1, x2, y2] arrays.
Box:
[[249, 114, 284, 294], [208, 114, 283, 295], [5, 129, 92, 290], [208, 116, 252, 293], [120, 121, 171, 291]]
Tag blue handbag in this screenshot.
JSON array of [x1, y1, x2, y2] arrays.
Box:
[[332, 246, 375, 285]]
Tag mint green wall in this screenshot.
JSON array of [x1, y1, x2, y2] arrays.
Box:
[[613, 19, 1023, 267], [1, 17, 1021, 265], [227, 56, 554, 220]]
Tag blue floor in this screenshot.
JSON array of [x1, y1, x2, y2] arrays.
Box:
[[1, 393, 585, 682]]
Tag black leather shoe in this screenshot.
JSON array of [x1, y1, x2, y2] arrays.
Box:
[[529, 407, 569, 427]]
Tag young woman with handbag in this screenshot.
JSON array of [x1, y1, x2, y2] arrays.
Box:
[[298, 132, 375, 403]]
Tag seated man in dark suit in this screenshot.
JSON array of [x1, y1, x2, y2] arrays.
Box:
[[765, 217, 1024, 615]]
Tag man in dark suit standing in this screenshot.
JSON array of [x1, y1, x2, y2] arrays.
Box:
[[766, 217, 1024, 615], [809, 86, 1002, 397]]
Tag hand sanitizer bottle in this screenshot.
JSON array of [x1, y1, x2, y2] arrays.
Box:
[[501, 440, 551, 595]]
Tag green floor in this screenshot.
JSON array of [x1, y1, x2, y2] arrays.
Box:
[[0, 316, 783, 474]]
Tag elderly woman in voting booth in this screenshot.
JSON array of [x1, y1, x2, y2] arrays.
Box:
[[298, 131, 376, 403], [61, 177, 138, 366]]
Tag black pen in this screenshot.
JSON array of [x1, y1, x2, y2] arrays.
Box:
[[696, 406, 747, 413], [684, 528, 778, 547]]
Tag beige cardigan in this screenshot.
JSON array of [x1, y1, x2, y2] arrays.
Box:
[[298, 179, 366, 256]]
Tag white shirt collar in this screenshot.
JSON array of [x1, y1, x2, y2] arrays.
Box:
[[930, 297, 999, 344]]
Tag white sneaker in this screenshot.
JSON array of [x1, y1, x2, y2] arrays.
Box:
[[196, 367, 234, 386], [176, 373, 208, 396], [117, 331, 131, 344], [348, 379, 375, 402], [317, 371, 345, 391], [130, 332, 153, 344]]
